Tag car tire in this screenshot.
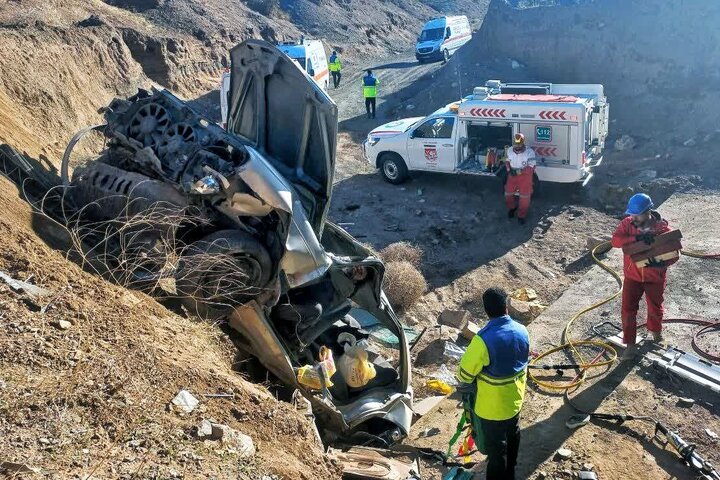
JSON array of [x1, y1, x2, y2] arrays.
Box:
[[442, 49, 450, 63], [379, 153, 409, 184], [176, 229, 272, 320]]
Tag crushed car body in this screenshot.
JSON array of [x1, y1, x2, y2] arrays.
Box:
[[62, 39, 413, 442]]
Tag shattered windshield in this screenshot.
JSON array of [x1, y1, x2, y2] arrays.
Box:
[[419, 28, 444, 42]]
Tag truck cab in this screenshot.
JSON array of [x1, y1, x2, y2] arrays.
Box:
[[364, 80, 609, 186]]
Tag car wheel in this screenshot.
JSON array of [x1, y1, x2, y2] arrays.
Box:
[[442, 49, 450, 63], [176, 229, 272, 320], [380, 153, 409, 184]]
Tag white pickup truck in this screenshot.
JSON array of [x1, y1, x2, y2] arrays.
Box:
[[363, 80, 609, 186]]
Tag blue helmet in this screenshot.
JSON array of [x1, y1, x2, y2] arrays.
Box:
[[625, 193, 654, 215]]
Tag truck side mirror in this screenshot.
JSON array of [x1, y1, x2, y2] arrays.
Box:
[[309, 69, 315, 77], [592, 105, 601, 113], [409, 131, 415, 139]]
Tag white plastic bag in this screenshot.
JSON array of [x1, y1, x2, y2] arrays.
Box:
[[337, 344, 377, 388]]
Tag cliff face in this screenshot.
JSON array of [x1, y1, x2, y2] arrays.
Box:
[[475, 0, 720, 141]]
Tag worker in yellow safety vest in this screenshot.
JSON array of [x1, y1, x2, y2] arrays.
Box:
[[456, 287, 529, 480], [362, 69, 379, 119], [328, 51, 342, 88]]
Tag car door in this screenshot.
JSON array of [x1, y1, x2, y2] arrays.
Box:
[[406, 116, 456, 171], [227, 39, 338, 235]]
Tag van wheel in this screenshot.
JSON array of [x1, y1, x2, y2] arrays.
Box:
[[442, 49, 450, 63], [380, 153, 409, 184]]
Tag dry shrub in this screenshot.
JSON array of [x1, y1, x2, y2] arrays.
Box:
[[382, 260, 427, 309], [380, 241, 424, 268]]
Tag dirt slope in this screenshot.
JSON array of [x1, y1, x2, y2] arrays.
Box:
[[0, 176, 340, 479]]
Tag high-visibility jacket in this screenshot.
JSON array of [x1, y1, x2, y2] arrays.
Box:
[[362, 75, 379, 98], [329, 54, 342, 72], [457, 315, 529, 421], [611, 211, 677, 283]]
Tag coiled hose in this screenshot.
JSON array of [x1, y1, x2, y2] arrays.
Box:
[[528, 241, 720, 391]]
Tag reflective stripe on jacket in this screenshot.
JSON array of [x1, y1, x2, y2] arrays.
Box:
[[362, 75, 379, 98], [610, 211, 677, 283], [457, 315, 529, 421], [329, 55, 342, 72]]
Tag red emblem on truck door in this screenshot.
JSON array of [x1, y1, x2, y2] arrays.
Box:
[[424, 147, 438, 164]]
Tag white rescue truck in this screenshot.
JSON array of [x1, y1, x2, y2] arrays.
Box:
[[364, 80, 609, 186]]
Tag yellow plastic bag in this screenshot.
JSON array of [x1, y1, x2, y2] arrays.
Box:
[[426, 379, 454, 395], [297, 346, 336, 390], [337, 345, 377, 388]]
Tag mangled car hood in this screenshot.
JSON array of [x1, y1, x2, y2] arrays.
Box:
[[227, 40, 338, 236]]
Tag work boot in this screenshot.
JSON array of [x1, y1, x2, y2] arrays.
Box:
[[651, 330, 664, 343], [508, 208, 517, 219], [621, 344, 639, 361]]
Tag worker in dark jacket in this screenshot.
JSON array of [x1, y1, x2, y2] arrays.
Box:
[[362, 70, 379, 119], [611, 193, 678, 359], [457, 288, 530, 480]]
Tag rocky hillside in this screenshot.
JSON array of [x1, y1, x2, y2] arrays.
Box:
[[0, 0, 487, 162]]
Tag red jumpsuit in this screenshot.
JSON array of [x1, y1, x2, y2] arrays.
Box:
[[504, 147, 536, 219], [611, 212, 678, 345]]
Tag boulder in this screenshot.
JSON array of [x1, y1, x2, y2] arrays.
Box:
[[197, 420, 255, 458], [508, 298, 546, 325], [438, 309, 470, 330], [614, 134, 636, 150]]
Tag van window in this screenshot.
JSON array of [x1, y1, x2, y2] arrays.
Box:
[[419, 28, 444, 42], [413, 117, 455, 139], [291, 56, 306, 70]]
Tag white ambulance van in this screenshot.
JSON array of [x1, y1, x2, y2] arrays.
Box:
[[363, 80, 609, 186], [220, 38, 328, 128], [415, 16, 472, 63]]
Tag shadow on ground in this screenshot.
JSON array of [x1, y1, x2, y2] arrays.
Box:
[[330, 170, 596, 288]]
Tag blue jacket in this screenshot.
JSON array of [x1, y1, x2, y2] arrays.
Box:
[[457, 314, 529, 420]]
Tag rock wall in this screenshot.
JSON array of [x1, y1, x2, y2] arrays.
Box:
[[475, 0, 720, 142]]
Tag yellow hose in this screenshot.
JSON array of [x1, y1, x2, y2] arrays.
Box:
[[528, 241, 620, 390], [529, 241, 719, 391]]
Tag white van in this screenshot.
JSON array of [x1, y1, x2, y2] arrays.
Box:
[[415, 16, 472, 63], [276, 38, 329, 91], [363, 80, 609, 186], [220, 38, 328, 128]]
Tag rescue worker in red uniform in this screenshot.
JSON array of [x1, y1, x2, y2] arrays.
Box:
[[504, 133, 536, 225], [611, 193, 678, 359]]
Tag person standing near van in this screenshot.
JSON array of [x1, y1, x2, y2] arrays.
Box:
[[362, 70, 380, 119], [329, 51, 342, 88], [504, 133, 536, 225]]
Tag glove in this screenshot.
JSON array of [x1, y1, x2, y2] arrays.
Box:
[[646, 258, 666, 268], [456, 382, 476, 395], [635, 233, 655, 245]]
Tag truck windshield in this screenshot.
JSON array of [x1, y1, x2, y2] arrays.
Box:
[[419, 28, 444, 42]]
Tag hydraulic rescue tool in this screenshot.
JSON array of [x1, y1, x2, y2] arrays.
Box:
[[566, 413, 720, 480]]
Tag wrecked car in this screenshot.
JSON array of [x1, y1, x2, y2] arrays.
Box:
[[62, 39, 412, 443]]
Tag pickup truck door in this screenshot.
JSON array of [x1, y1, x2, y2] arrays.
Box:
[[406, 116, 456, 172]]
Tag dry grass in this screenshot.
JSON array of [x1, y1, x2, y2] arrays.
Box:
[[382, 260, 427, 310], [379, 241, 424, 268]]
